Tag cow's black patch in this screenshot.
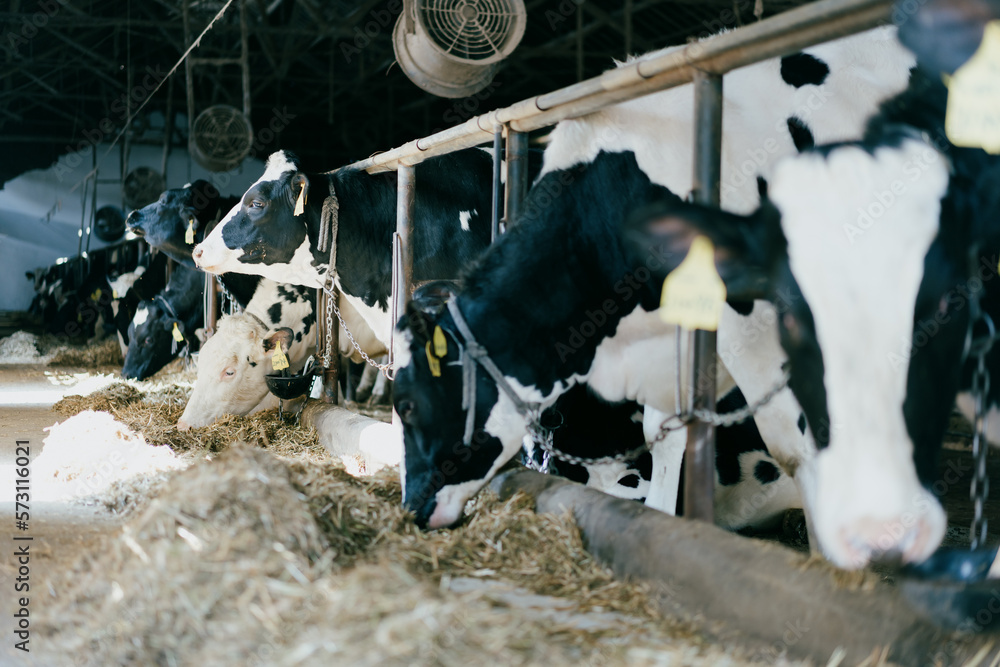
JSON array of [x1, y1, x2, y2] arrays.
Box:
[[618, 474, 641, 488], [727, 299, 755, 316], [714, 386, 768, 486], [786, 116, 815, 152], [295, 331, 302, 342], [797, 412, 807, 434], [780, 53, 830, 88], [249, 360, 258, 367], [268, 302, 282, 324], [754, 460, 781, 484]]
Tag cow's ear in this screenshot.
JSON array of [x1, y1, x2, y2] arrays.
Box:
[[402, 300, 437, 344], [411, 280, 457, 315], [291, 173, 309, 215], [623, 198, 778, 302], [262, 327, 294, 353], [189, 180, 218, 213]]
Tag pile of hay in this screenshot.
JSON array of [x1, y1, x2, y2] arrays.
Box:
[[34, 445, 749, 666], [53, 380, 327, 462], [0, 331, 51, 363], [47, 337, 124, 367], [34, 410, 186, 512]]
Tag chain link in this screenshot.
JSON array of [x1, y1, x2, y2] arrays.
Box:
[[971, 350, 991, 550], [321, 281, 394, 379], [526, 369, 790, 468]]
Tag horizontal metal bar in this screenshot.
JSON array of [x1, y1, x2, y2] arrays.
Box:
[[346, 0, 892, 174]]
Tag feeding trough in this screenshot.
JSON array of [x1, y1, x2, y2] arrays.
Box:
[[265, 356, 315, 400]]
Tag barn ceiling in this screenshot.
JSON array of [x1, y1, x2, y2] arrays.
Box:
[[0, 0, 816, 187]]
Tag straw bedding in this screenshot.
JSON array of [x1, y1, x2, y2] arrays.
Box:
[[35, 369, 779, 666]]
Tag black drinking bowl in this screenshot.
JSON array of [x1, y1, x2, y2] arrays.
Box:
[[265, 373, 312, 400]]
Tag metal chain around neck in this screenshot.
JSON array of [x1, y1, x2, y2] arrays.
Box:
[[322, 280, 394, 379], [968, 312, 994, 550]]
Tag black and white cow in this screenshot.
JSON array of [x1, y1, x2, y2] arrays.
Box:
[[177, 279, 316, 429], [624, 5, 1000, 570], [121, 265, 204, 380], [126, 180, 261, 307], [391, 28, 914, 531], [523, 383, 799, 529], [190, 149, 499, 345]]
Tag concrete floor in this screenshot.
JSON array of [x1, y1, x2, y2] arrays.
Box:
[[0, 366, 124, 666]]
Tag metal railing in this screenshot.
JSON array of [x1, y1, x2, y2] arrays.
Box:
[[338, 0, 895, 520]]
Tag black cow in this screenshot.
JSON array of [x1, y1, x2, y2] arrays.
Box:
[[122, 265, 204, 380]]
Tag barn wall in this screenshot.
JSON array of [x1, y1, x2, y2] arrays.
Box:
[[0, 144, 266, 311]]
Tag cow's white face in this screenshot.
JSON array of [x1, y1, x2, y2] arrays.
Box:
[[193, 152, 325, 288], [768, 139, 950, 568], [177, 314, 278, 429]]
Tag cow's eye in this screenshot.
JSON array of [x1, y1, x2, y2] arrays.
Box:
[[249, 200, 264, 209], [222, 367, 236, 380], [143, 336, 153, 346], [398, 399, 416, 423]]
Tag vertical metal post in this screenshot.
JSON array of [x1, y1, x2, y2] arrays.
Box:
[[203, 272, 217, 338], [504, 128, 529, 228], [396, 163, 416, 315], [684, 71, 723, 523], [491, 125, 503, 242], [321, 287, 339, 404]]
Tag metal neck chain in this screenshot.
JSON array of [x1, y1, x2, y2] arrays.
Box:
[[216, 276, 242, 316], [968, 310, 994, 550], [322, 280, 394, 379]]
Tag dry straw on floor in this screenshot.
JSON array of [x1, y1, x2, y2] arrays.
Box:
[[32, 444, 739, 667]]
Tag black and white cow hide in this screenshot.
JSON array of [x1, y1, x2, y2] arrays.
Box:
[[392, 28, 915, 530]]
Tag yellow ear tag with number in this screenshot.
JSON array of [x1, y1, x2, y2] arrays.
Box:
[[271, 340, 290, 371], [945, 20, 1000, 153], [185, 218, 195, 244], [171, 322, 185, 343], [433, 325, 448, 358], [425, 341, 442, 377], [293, 184, 307, 216], [659, 235, 726, 331]]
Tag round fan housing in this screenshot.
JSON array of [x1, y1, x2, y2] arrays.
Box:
[[122, 167, 166, 210], [94, 205, 126, 242], [189, 105, 254, 172], [394, 0, 526, 98]]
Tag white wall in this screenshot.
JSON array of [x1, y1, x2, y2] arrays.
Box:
[[0, 143, 266, 311]]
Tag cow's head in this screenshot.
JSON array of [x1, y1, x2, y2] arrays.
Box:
[[126, 181, 222, 267], [122, 301, 187, 380], [626, 138, 953, 569], [193, 151, 322, 286], [177, 315, 295, 430], [393, 281, 518, 529]]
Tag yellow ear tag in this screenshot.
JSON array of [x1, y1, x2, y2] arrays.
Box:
[[171, 322, 185, 343], [293, 183, 306, 216], [433, 325, 448, 358], [90, 288, 102, 302], [425, 341, 442, 377], [271, 340, 290, 371], [659, 235, 727, 331], [945, 20, 1000, 153], [185, 218, 195, 245], [112, 289, 119, 299]]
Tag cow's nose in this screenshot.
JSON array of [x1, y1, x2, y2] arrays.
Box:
[[125, 210, 143, 233], [176, 419, 191, 431], [192, 246, 203, 264], [839, 516, 938, 569]]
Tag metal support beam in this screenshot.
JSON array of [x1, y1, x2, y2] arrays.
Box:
[[203, 274, 217, 338], [395, 163, 416, 322], [504, 129, 529, 228], [683, 71, 723, 524], [491, 126, 503, 242]]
